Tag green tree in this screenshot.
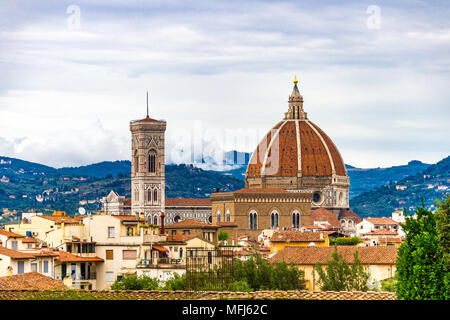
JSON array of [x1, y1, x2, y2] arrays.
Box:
[[218, 231, 229, 244], [396, 198, 448, 300], [233, 254, 305, 290], [110, 274, 159, 290], [315, 247, 369, 291], [161, 273, 186, 290], [330, 237, 363, 246], [436, 195, 450, 299]]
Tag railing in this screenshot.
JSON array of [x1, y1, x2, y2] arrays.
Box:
[[137, 258, 183, 267], [54, 272, 97, 281]]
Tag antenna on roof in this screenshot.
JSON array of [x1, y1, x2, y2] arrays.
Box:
[[146, 91, 149, 118]]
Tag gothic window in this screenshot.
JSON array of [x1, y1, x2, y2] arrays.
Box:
[[153, 189, 158, 203], [147, 190, 152, 203], [148, 151, 156, 173], [271, 211, 279, 229], [292, 211, 300, 229], [134, 151, 139, 173], [153, 215, 158, 225], [249, 211, 258, 230]]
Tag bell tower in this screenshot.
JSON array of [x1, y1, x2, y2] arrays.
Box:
[[130, 93, 166, 222]]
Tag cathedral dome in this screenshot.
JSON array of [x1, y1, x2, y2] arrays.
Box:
[[245, 77, 349, 210]]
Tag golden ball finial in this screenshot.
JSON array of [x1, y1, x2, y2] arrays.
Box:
[[293, 75, 298, 84]]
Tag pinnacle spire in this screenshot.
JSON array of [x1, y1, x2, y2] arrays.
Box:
[[284, 76, 307, 120], [146, 91, 149, 118]]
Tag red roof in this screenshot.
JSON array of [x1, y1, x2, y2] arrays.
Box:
[[312, 208, 340, 228], [0, 229, 25, 238], [111, 215, 144, 222], [270, 246, 398, 265], [166, 198, 211, 206], [0, 272, 68, 290], [270, 231, 327, 242], [338, 209, 362, 224], [363, 229, 399, 236], [152, 245, 168, 252], [0, 247, 36, 259], [39, 215, 80, 224], [56, 251, 104, 263], [365, 217, 398, 225]]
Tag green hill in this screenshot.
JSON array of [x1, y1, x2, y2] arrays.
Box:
[[350, 156, 450, 217]]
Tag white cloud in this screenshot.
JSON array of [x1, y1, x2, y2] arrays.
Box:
[[0, 0, 449, 168]]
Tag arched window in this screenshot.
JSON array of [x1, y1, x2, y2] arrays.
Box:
[[249, 211, 258, 230], [134, 151, 139, 173], [148, 151, 156, 173], [217, 211, 221, 222], [226, 210, 230, 222], [153, 189, 158, 203], [147, 190, 152, 203], [292, 211, 300, 229], [153, 215, 158, 225], [271, 211, 279, 229]]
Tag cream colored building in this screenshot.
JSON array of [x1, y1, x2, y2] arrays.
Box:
[[0, 246, 56, 278], [270, 246, 398, 291], [4, 215, 85, 248]]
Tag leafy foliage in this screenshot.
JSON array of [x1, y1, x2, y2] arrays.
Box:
[[330, 237, 363, 246], [218, 231, 229, 242], [110, 275, 160, 290], [233, 254, 306, 290], [315, 247, 369, 291], [160, 273, 186, 290], [396, 197, 449, 300]]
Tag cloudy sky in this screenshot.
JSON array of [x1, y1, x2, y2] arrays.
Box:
[[0, 0, 449, 169]]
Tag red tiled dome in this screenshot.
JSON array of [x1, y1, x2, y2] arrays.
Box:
[[246, 119, 347, 178]]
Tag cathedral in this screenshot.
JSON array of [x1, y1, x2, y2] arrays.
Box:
[[102, 77, 360, 239]]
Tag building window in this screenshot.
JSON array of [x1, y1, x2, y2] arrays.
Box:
[[171, 230, 176, 235], [292, 212, 300, 229], [271, 211, 279, 229], [43, 261, 49, 273], [108, 227, 115, 238], [122, 250, 137, 260], [17, 261, 24, 274], [149, 152, 156, 173], [226, 210, 230, 222], [153, 189, 158, 203], [11, 240, 18, 250], [249, 211, 258, 230], [134, 151, 139, 173], [31, 263, 37, 272], [183, 230, 190, 235], [147, 190, 152, 203], [106, 250, 114, 260], [217, 211, 221, 222], [106, 272, 114, 282], [153, 215, 158, 225]]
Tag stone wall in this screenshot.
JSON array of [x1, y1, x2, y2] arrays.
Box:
[[0, 289, 396, 300]]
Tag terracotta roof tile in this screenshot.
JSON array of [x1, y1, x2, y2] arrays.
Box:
[[0, 247, 36, 259], [312, 208, 341, 228], [338, 209, 362, 223], [0, 272, 68, 290], [365, 217, 398, 225], [363, 229, 399, 236], [0, 229, 25, 238], [111, 215, 144, 222], [56, 251, 104, 263], [39, 215, 80, 224], [270, 246, 398, 265], [270, 231, 327, 242]]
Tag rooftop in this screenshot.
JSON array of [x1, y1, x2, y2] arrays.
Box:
[[166, 198, 211, 206], [364, 217, 398, 225], [56, 251, 104, 263], [0, 229, 25, 238], [270, 231, 327, 242], [39, 215, 80, 224], [270, 246, 398, 265], [0, 272, 67, 290]]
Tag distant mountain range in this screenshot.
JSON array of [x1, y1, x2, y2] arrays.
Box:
[[0, 153, 448, 223]]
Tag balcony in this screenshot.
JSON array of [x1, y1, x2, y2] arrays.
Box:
[[137, 258, 184, 269], [55, 272, 97, 281]]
